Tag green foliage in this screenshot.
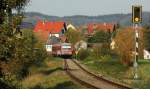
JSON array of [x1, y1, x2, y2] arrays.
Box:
[[88, 31, 111, 43], [0, 0, 29, 9], [144, 29, 150, 51], [100, 55, 112, 62], [100, 43, 111, 55], [0, 29, 34, 78], [65, 28, 82, 45], [0, 27, 43, 85], [90, 43, 111, 59], [0, 24, 13, 61], [77, 49, 90, 60], [0, 27, 48, 88], [0, 0, 30, 24], [0, 0, 31, 88], [91, 45, 101, 59], [32, 48, 47, 67], [0, 74, 22, 89], [82, 58, 128, 79]]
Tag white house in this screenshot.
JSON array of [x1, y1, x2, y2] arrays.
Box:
[[144, 49, 150, 60], [110, 39, 115, 50], [75, 40, 87, 51], [45, 45, 52, 52], [67, 24, 76, 30]]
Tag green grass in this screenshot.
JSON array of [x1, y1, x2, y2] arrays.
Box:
[[82, 58, 150, 89], [21, 57, 88, 89], [83, 60, 129, 81]]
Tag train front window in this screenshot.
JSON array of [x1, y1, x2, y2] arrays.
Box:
[[62, 45, 71, 49]]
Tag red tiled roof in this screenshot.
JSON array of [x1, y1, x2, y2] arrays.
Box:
[[87, 23, 116, 34], [87, 24, 94, 33], [34, 20, 65, 33], [34, 20, 46, 32], [97, 23, 115, 32]]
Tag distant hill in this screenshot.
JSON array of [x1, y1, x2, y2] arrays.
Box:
[[20, 22, 34, 29], [23, 12, 150, 27]]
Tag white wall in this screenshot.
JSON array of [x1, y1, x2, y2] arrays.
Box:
[[49, 34, 60, 38], [144, 49, 150, 60], [46, 45, 52, 52]]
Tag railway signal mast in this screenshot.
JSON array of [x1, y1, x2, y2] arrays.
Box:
[[132, 5, 142, 79]]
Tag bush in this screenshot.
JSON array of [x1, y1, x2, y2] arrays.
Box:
[[100, 55, 112, 62], [90, 43, 111, 59], [91, 45, 101, 59], [77, 49, 90, 60], [88, 31, 111, 43], [32, 48, 48, 67], [100, 43, 111, 55], [0, 75, 22, 89]]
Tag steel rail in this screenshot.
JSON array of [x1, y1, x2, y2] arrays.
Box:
[[71, 59, 133, 89], [64, 59, 134, 89], [64, 59, 101, 89]]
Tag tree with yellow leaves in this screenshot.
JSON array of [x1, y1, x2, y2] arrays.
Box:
[[114, 28, 143, 66], [65, 28, 82, 45]]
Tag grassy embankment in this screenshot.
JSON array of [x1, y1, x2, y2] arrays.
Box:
[[81, 58, 150, 89], [21, 57, 88, 89]]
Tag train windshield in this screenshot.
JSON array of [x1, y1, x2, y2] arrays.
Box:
[[61, 43, 72, 49], [62, 46, 71, 49]]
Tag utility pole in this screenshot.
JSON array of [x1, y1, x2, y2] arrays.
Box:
[[132, 5, 142, 79]]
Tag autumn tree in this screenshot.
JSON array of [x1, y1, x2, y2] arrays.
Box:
[[0, 0, 30, 88], [0, 0, 29, 25], [114, 29, 134, 66], [114, 28, 144, 66], [65, 28, 82, 45], [0, 0, 30, 70]]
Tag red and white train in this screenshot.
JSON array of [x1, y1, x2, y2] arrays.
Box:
[[46, 43, 74, 56]]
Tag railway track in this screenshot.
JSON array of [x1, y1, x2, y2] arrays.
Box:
[[64, 59, 133, 89]]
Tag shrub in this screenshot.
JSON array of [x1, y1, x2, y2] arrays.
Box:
[[77, 49, 90, 60], [100, 55, 112, 62], [0, 75, 22, 89], [88, 31, 111, 43], [91, 43, 111, 59]]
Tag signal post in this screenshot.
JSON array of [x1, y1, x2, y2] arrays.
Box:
[[132, 5, 142, 79]]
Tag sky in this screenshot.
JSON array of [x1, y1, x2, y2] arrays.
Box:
[[25, 0, 150, 16]]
